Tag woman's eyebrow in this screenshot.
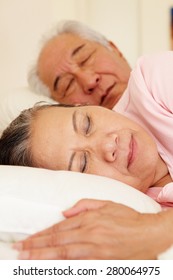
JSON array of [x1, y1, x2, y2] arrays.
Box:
[[72, 110, 78, 132]]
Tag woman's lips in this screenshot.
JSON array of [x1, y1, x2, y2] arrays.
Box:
[[127, 135, 136, 168]]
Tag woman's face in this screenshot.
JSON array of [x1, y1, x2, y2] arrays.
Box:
[[31, 105, 160, 192]]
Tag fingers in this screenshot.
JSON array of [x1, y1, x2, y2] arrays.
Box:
[[18, 244, 97, 260], [14, 200, 140, 261], [18, 200, 138, 247], [16, 209, 105, 251], [31, 199, 109, 239], [17, 228, 86, 251], [63, 198, 108, 217], [64, 199, 138, 220], [15, 212, 85, 250], [28, 212, 85, 239], [14, 210, 94, 250], [64, 199, 139, 220]]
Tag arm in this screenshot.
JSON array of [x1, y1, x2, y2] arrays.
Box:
[[14, 199, 173, 260]]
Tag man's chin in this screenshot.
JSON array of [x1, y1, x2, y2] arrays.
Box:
[[103, 93, 123, 109]]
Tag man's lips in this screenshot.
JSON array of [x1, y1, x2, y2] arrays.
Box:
[[100, 82, 116, 105]]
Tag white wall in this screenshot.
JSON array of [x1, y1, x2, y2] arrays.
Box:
[[86, 0, 139, 68], [140, 0, 173, 54], [0, 0, 79, 90], [0, 0, 173, 91]]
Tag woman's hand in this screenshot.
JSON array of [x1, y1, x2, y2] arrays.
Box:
[[14, 199, 173, 260]]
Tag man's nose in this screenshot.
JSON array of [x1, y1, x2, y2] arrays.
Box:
[[76, 70, 100, 94]]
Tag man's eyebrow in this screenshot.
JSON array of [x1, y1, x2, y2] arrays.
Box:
[[68, 111, 78, 170], [72, 43, 85, 56], [53, 76, 60, 91], [53, 44, 85, 91]]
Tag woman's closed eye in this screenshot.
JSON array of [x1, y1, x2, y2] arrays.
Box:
[[80, 151, 88, 173], [84, 114, 91, 135]]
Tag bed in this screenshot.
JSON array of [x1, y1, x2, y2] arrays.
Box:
[[0, 87, 172, 260]]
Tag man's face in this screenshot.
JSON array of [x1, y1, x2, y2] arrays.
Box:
[[31, 105, 160, 192], [38, 33, 131, 109]]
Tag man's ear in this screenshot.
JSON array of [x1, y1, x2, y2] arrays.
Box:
[[108, 41, 123, 57]]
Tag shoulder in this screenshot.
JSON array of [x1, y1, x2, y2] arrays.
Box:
[[131, 51, 173, 111]]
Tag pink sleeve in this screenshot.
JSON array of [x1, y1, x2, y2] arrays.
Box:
[[133, 51, 173, 112], [147, 183, 173, 208]]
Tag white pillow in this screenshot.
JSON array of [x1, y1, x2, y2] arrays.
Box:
[[0, 87, 56, 134], [0, 165, 161, 241]]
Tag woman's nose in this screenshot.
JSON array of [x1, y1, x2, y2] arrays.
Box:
[[76, 70, 100, 94], [89, 134, 118, 162], [101, 138, 118, 162]]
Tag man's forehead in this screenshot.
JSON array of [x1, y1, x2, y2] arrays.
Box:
[[46, 33, 86, 48], [38, 33, 88, 66]]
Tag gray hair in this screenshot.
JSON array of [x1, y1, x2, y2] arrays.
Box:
[[28, 20, 111, 97], [0, 103, 67, 167]]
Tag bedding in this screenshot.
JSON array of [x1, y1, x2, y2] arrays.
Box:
[[0, 87, 56, 135], [0, 165, 162, 259]]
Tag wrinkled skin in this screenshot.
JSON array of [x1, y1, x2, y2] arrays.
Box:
[[15, 199, 173, 260], [38, 33, 131, 109]]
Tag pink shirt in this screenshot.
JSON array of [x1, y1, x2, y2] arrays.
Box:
[[114, 51, 173, 207]]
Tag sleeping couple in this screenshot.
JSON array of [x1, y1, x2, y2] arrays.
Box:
[[0, 51, 173, 260], [0, 51, 173, 208]]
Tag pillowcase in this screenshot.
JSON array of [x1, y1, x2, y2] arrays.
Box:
[[0, 87, 56, 134], [0, 165, 161, 242]]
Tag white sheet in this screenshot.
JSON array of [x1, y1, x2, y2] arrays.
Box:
[[0, 242, 18, 260], [0, 232, 27, 260]]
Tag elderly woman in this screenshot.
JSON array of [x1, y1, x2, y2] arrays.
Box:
[[0, 52, 173, 206], [0, 52, 173, 260]]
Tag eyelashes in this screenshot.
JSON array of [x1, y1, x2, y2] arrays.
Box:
[[70, 112, 92, 173], [81, 151, 87, 173], [85, 114, 91, 134], [66, 78, 74, 92], [64, 51, 94, 95], [80, 114, 92, 173], [80, 53, 92, 66]]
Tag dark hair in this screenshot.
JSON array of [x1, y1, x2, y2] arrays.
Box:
[[0, 103, 73, 166]]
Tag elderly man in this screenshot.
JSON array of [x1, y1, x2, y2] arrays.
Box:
[[28, 20, 131, 109]]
